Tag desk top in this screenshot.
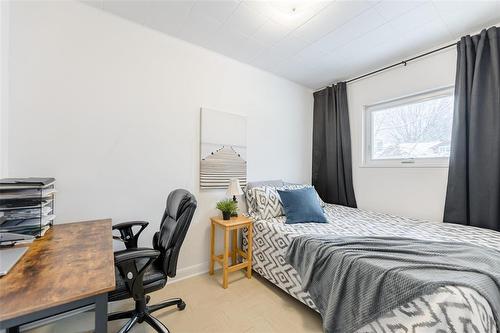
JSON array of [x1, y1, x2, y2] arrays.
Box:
[[210, 215, 253, 228], [0, 219, 115, 322]]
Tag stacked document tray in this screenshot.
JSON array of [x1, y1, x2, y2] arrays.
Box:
[[0, 178, 56, 237]]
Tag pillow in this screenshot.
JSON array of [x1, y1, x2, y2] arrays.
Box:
[[276, 184, 326, 207], [246, 180, 284, 190], [245, 183, 325, 220], [246, 186, 284, 220], [277, 188, 328, 224], [245, 180, 284, 216], [245, 186, 257, 215]]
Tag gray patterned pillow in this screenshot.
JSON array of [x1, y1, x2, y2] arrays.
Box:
[[245, 186, 258, 216], [247, 186, 284, 220], [245, 184, 325, 220]]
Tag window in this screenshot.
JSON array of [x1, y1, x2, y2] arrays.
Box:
[[363, 87, 454, 167]]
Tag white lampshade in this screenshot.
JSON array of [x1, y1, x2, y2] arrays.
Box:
[[226, 178, 244, 197]]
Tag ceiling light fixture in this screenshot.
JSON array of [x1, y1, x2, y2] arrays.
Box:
[[255, 1, 327, 28]]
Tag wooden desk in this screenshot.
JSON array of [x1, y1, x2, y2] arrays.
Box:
[[209, 215, 253, 289], [0, 219, 115, 333]]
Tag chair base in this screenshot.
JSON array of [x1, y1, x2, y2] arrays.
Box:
[[108, 296, 186, 333]]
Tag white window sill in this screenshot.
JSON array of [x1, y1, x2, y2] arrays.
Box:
[[359, 163, 449, 169]]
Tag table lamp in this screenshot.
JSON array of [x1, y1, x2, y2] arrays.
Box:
[[226, 178, 243, 216]]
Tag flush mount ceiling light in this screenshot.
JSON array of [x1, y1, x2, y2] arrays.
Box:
[[251, 1, 330, 29], [266, 1, 311, 19]]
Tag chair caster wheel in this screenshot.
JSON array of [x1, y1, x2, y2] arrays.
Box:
[[177, 301, 186, 311]]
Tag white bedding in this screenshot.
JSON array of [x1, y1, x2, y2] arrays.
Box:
[[243, 204, 499, 333]]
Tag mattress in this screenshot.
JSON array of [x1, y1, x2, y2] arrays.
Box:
[[242, 204, 499, 333]]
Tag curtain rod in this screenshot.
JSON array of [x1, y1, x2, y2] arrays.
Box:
[[315, 41, 458, 91]]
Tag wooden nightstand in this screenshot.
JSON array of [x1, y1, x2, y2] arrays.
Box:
[[209, 215, 253, 289]]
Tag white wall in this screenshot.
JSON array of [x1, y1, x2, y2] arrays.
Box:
[[7, 1, 313, 278], [0, 0, 9, 178], [348, 48, 456, 222]]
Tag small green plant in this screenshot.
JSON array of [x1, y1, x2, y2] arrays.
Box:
[[216, 199, 238, 220], [216, 199, 237, 213]]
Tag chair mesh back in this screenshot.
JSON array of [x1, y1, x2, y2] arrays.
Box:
[[153, 189, 197, 277]]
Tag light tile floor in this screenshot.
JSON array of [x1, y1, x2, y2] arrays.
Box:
[[26, 271, 323, 333]]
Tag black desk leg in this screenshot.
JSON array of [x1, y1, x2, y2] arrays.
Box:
[[95, 293, 108, 333], [6, 327, 19, 333]]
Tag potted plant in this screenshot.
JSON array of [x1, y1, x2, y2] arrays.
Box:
[[216, 199, 237, 220]]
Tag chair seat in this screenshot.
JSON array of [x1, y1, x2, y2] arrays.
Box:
[[109, 259, 167, 302]]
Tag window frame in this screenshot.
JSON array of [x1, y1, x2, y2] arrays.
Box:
[[362, 86, 454, 168]]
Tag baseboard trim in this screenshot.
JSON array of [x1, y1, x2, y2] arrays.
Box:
[[168, 261, 209, 284]]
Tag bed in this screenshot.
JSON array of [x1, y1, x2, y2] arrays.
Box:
[[242, 201, 500, 333]]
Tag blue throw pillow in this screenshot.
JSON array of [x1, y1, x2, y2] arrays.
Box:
[[277, 187, 328, 224]]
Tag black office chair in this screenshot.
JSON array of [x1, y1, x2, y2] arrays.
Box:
[[108, 189, 197, 333]]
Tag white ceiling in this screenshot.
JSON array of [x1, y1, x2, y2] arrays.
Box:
[[85, 0, 500, 89]]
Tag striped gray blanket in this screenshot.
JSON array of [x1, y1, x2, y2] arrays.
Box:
[[286, 235, 500, 333]]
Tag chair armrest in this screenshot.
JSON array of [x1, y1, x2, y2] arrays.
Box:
[[114, 248, 160, 300], [112, 221, 149, 249], [114, 248, 160, 265], [113, 221, 149, 230]]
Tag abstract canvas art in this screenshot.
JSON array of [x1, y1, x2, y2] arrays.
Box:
[[200, 108, 247, 190]]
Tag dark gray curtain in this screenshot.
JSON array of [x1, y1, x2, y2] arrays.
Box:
[[444, 26, 500, 231], [312, 82, 357, 207]]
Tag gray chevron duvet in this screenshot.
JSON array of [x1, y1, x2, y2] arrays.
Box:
[[242, 204, 500, 333]]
